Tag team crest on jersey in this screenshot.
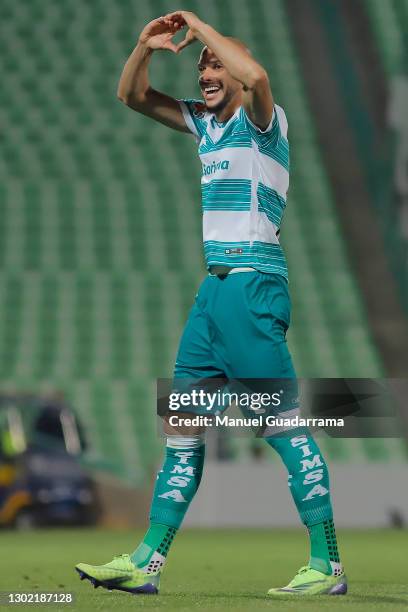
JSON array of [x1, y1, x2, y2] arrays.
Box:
[[193, 102, 206, 118]]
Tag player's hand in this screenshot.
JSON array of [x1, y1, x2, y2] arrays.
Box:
[[175, 28, 197, 53], [138, 17, 182, 53], [163, 11, 203, 36]]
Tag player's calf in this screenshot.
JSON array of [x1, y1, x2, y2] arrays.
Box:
[[75, 422, 205, 595], [266, 431, 344, 579]]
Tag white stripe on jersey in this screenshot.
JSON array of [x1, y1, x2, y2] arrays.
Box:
[[203, 210, 280, 244]]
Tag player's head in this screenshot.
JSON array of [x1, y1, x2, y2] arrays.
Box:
[[198, 38, 250, 113]]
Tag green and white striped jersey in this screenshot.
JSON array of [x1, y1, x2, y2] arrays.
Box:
[[179, 99, 290, 279]]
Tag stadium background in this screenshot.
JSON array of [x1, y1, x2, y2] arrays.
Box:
[[0, 0, 408, 608]]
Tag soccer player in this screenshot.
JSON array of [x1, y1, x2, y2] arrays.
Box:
[[76, 11, 347, 597]]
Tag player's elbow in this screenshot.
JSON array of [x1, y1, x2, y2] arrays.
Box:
[[117, 86, 129, 104], [117, 92, 128, 105], [117, 88, 133, 105], [246, 67, 269, 91], [117, 90, 145, 109]]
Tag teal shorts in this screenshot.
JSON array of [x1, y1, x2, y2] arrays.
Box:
[[172, 270, 298, 416]]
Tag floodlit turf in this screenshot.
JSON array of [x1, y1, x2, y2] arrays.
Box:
[[2, 528, 408, 611]]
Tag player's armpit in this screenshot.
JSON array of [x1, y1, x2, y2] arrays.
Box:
[[121, 87, 191, 134], [242, 69, 274, 132]]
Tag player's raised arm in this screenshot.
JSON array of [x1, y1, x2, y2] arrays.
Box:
[[164, 11, 274, 131], [117, 17, 191, 133]]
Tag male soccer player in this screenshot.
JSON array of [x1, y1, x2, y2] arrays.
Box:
[[76, 11, 347, 597]]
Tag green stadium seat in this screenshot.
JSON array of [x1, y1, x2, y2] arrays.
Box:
[[0, 0, 401, 478]]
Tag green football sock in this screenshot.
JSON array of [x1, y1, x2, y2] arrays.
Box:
[[308, 519, 341, 575], [266, 432, 333, 524], [266, 432, 342, 575], [131, 523, 177, 571], [131, 436, 205, 573]]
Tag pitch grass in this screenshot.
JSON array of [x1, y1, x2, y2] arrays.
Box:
[[2, 528, 408, 611]]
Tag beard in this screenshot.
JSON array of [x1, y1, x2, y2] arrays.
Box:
[[207, 99, 227, 114], [205, 87, 236, 114]]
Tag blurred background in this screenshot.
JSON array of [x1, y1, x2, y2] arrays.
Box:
[[0, 0, 407, 531]]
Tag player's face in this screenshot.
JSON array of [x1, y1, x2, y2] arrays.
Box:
[[198, 48, 242, 113]]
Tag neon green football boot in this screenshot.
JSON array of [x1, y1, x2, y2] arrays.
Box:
[[267, 565, 347, 596], [75, 554, 160, 595]]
